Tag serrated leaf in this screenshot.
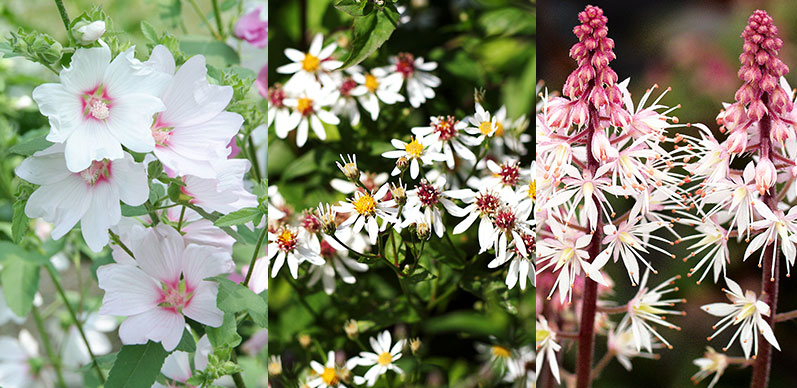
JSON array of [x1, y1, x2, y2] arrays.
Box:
[[341, 8, 399, 69], [214, 207, 260, 227], [105, 342, 168, 388], [334, 0, 373, 16], [12, 199, 28, 244], [206, 312, 242, 347], [214, 277, 267, 327], [1, 255, 40, 317], [8, 132, 52, 156], [140, 21, 159, 43]]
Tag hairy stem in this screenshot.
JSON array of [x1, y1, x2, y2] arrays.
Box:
[[750, 111, 779, 388], [576, 105, 603, 388], [46, 265, 105, 384], [52, 0, 74, 42]]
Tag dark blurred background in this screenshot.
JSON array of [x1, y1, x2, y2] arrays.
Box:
[[539, 1, 797, 387]]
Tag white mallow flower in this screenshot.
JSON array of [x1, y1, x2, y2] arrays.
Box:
[[246, 257, 269, 294], [350, 67, 404, 120], [268, 226, 324, 279], [32, 44, 170, 172], [60, 313, 117, 368], [145, 46, 244, 179], [702, 278, 779, 359], [277, 33, 342, 91], [97, 225, 234, 351], [76, 20, 106, 44], [281, 83, 340, 147], [383, 53, 440, 108], [535, 317, 561, 385], [182, 158, 258, 214], [401, 177, 464, 238], [308, 236, 368, 295], [335, 184, 399, 245], [382, 135, 446, 179], [153, 335, 214, 388], [16, 144, 148, 252], [0, 330, 52, 388], [352, 330, 406, 387], [411, 115, 479, 169]]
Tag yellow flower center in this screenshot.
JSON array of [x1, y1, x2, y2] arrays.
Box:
[[365, 74, 380, 92], [353, 194, 377, 215], [479, 121, 493, 135], [302, 53, 321, 72], [495, 121, 505, 136], [529, 181, 536, 200], [536, 328, 550, 342], [377, 352, 393, 366], [297, 98, 314, 116], [405, 138, 424, 158], [618, 232, 635, 246], [491, 345, 511, 359], [321, 367, 339, 385]]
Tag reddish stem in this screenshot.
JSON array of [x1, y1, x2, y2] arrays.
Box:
[[576, 104, 603, 388], [750, 111, 779, 388]]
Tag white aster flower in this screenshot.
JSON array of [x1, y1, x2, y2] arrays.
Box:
[[702, 278, 779, 359], [335, 184, 398, 245], [282, 83, 340, 147], [411, 115, 478, 169], [382, 135, 446, 179], [16, 144, 148, 252], [309, 351, 359, 388], [32, 44, 170, 172], [350, 67, 404, 120], [464, 102, 498, 141], [277, 33, 342, 91], [383, 53, 440, 108], [268, 226, 324, 279], [307, 236, 368, 295], [353, 330, 406, 387], [402, 177, 464, 238]]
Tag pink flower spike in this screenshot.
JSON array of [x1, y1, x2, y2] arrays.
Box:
[[235, 6, 267, 48]]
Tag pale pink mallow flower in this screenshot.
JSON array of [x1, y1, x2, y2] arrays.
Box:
[[234, 6, 267, 48], [182, 159, 258, 214], [153, 335, 213, 388], [146, 46, 244, 179], [32, 45, 170, 172], [244, 257, 268, 294], [257, 64, 267, 99], [0, 330, 52, 388], [16, 144, 148, 252], [98, 225, 233, 351]]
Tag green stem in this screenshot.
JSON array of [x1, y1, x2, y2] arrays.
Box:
[[177, 205, 187, 233], [247, 135, 262, 183], [52, 0, 74, 43], [46, 265, 105, 384], [243, 226, 267, 287], [330, 234, 379, 259], [109, 230, 135, 259], [183, 203, 247, 242], [230, 351, 247, 388], [211, 0, 225, 39], [32, 305, 67, 388], [186, 0, 223, 40]]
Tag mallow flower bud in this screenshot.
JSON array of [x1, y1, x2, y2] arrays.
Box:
[[74, 20, 106, 45]]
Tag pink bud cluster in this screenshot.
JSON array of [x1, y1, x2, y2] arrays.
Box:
[[721, 10, 793, 151], [548, 5, 630, 130]]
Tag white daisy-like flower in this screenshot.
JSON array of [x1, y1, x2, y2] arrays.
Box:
[[448, 188, 502, 252], [411, 115, 479, 169], [504, 345, 534, 387], [702, 278, 779, 359], [277, 33, 342, 92], [307, 235, 368, 295], [535, 317, 561, 384], [350, 67, 404, 120], [383, 53, 440, 108], [488, 231, 533, 290], [464, 103, 498, 142], [352, 330, 406, 387], [308, 351, 359, 388], [282, 83, 341, 147], [32, 44, 170, 172], [382, 134, 446, 179], [401, 177, 464, 238], [268, 226, 324, 279], [330, 70, 363, 126], [334, 184, 398, 244], [266, 84, 294, 138]]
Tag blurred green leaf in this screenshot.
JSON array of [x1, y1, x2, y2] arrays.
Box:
[[176, 329, 197, 352], [11, 199, 28, 244], [180, 39, 239, 66], [341, 7, 399, 69], [105, 342, 168, 388], [334, 0, 373, 16], [1, 254, 40, 317], [8, 130, 52, 156], [140, 21, 159, 43]]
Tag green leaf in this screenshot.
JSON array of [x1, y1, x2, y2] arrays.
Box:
[[215, 277, 267, 327], [140, 21, 159, 43], [157, 0, 182, 28], [281, 150, 318, 180], [12, 199, 28, 244], [175, 329, 196, 352], [334, 0, 373, 16], [105, 342, 168, 388], [1, 255, 40, 317], [8, 132, 52, 156], [121, 204, 148, 217], [206, 312, 242, 347], [180, 39, 239, 66], [341, 7, 399, 69], [214, 207, 261, 227]]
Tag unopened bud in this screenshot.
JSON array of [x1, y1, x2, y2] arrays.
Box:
[[344, 319, 359, 339], [267, 355, 282, 376], [726, 129, 748, 154], [298, 334, 311, 348], [409, 338, 422, 354], [755, 158, 777, 195], [590, 129, 618, 161], [316, 203, 337, 235], [74, 20, 106, 45], [390, 181, 407, 206], [416, 222, 430, 240], [336, 154, 360, 182], [396, 156, 409, 172]]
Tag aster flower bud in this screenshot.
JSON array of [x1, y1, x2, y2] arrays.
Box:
[[390, 181, 407, 206], [268, 355, 283, 376], [344, 319, 359, 339], [416, 221, 430, 240], [755, 158, 777, 195], [336, 154, 360, 182], [409, 338, 422, 355], [298, 334, 312, 348], [396, 156, 409, 172], [316, 203, 337, 235]]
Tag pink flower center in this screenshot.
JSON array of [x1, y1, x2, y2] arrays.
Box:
[[475, 191, 500, 215], [320, 240, 336, 259], [268, 85, 286, 107], [498, 162, 520, 186], [494, 208, 516, 231], [396, 53, 415, 78], [158, 279, 194, 313], [301, 210, 322, 233], [433, 116, 458, 141], [82, 85, 112, 121], [340, 78, 357, 97], [416, 180, 440, 208], [276, 228, 298, 252], [79, 160, 112, 186]]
